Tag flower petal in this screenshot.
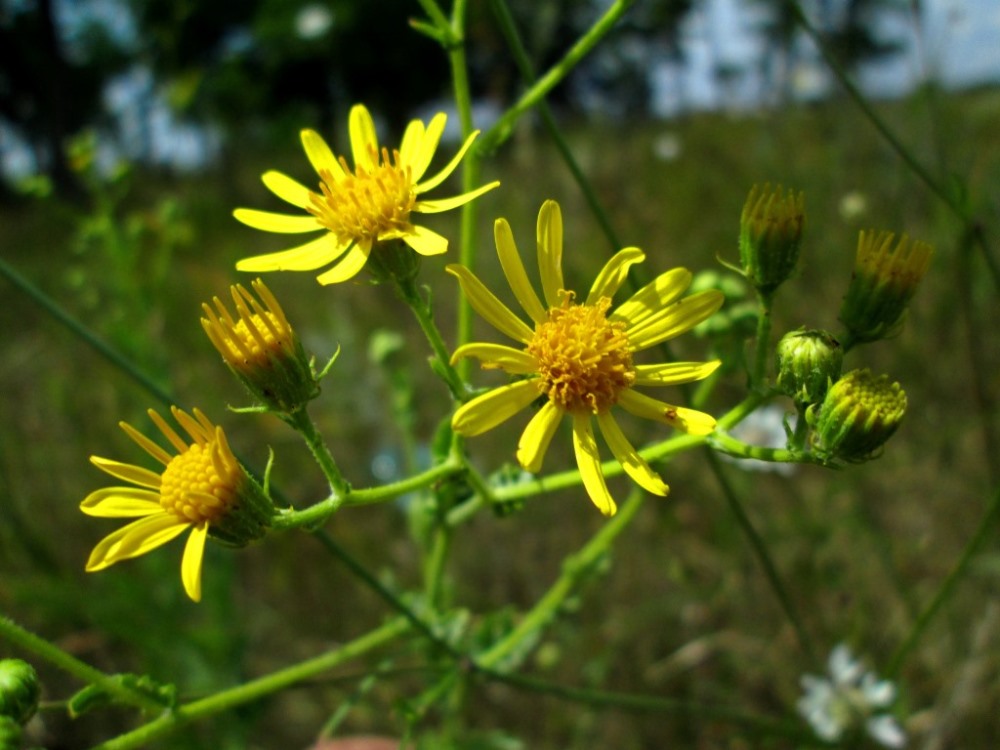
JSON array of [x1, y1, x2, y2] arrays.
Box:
[[446, 264, 535, 344], [572, 414, 616, 516], [618, 390, 717, 435], [611, 267, 692, 327], [349, 104, 378, 171], [596, 411, 669, 496], [451, 343, 537, 374], [537, 200, 565, 308], [316, 242, 372, 284], [626, 290, 725, 352], [80, 487, 163, 517], [495, 218, 546, 324], [516, 401, 562, 473], [398, 117, 425, 171], [89, 457, 161, 489], [586, 246, 645, 304], [400, 224, 448, 256], [452, 380, 539, 437], [301, 129, 343, 179], [85, 513, 189, 571], [181, 523, 208, 603], [237, 233, 353, 273], [119, 422, 172, 466], [415, 128, 478, 193], [403, 112, 447, 183], [634, 360, 722, 387], [233, 208, 323, 234], [415, 181, 500, 214], [262, 170, 313, 209]]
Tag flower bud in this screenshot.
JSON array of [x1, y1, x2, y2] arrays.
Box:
[[812, 369, 907, 462], [201, 279, 319, 412], [0, 716, 21, 749], [839, 230, 933, 344], [739, 183, 805, 297], [0, 659, 40, 725], [775, 328, 843, 406]]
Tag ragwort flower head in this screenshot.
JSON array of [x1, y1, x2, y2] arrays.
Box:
[[449, 200, 724, 516], [234, 104, 500, 285], [81, 407, 274, 602]]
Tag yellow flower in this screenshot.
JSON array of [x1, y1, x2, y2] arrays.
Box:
[[234, 104, 500, 285], [81, 407, 273, 602], [449, 200, 724, 516]]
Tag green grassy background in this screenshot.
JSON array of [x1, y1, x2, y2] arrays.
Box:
[[2, 87, 999, 748]]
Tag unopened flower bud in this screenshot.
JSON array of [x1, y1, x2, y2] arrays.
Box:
[[813, 369, 907, 462], [739, 183, 805, 297], [0, 659, 40, 725], [776, 328, 843, 406]]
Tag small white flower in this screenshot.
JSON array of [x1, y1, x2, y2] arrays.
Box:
[[797, 643, 907, 748]]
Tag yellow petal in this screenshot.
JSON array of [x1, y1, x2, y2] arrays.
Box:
[[451, 343, 537, 373], [586, 246, 645, 305], [301, 129, 343, 179], [349, 104, 378, 171], [237, 233, 353, 273], [446, 264, 535, 344], [452, 380, 539, 437], [119, 421, 172, 466], [89, 457, 161, 489], [516, 401, 562, 473], [316, 242, 372, 284], [85, 513, 189, 571], [404, 112, 447, 183], [537, 200, 565, 308], [634, 360, 722, 387], [398, 117, 426, 172], [147, 409, 189, 454], [80, 488, 163, 517], [415, 127, 478, 193], [181, 523, 208, 603], [626, 290, 725, 352], [495, 218, 546, 325], [572, 415, 617, 516], [415, 181, 500, 214], [400, 224, 448, 256], [595, 412, 669, 496], [233, 208, 322, 234], [611, 267, 692, 327], [262, 170, 313, 209], [617, 390, 717, 435]]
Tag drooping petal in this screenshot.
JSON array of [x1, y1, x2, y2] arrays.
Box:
[[445, 265, 535, 344], [301, 129, 343, 179], [611, 267, 692, 327], [181, 523, 208, 602], [236, 233, 353, 273], [617, 390, 717, 435], [414, 181, 500, 214], [516, 401, 562, 473], [537, 200, 565, 308], [399, 224, 448, 256], [495, 218, 546, 324], [262, 170, 313, 209], [586, 246, 645, 305], [316, 242, 373, 285], [595, 411, 669, 496], [634, 360, 722, 387], [626, 290, 725, 351], [80, 487, 163, 517], [450, 343, 538, 374], [233, 209, 323, 234], [85, 513, 189, 571], [452, 380, 539, 437], [349, 104, 379, 171], [88, 457, 161, 489], [572, 414, 616, 516], [404, 113, 447, 183], [415, 128, 478, 193]]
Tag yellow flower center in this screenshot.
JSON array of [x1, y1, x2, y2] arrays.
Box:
[[309, 147, 416, 243], [232, 312, 290, 368], [528, 294, 636, 414], [159, 442, 242, 524]]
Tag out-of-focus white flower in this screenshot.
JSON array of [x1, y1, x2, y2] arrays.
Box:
[[721, 404, 796, 476], [798, 644, 906, 748], [295, 5, 334, 40]]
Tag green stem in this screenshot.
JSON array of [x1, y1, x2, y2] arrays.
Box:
[[285, 407, 350, 497], [0, 616, 163, 714], [423, 523, 453, 609], [395, 276, 467, 400], [886, 484, 1000, 678], [708, 430, 824, 468], [89, 618, 409, 750], [790, 404, 810, 451]]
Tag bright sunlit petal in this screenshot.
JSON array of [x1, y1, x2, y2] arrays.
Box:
[[495, 218, 546, 324], [586, 246, 645, 304], [572, 415, 616, 516], [446, 264, 535, 344], [537, 200, 565, 308], [452, 380, 539, 437], [596, 411, 669, 496], [181, 523, 208, 602], [516, 401, 562, 473]]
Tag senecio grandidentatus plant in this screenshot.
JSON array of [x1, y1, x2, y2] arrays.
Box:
[[2, 11, 944, 746]]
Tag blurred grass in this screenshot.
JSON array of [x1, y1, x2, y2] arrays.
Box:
[[2, 86, 999, 748]]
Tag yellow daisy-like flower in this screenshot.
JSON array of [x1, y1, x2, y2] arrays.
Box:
[[81, 407, 273, 602], [234, 103, 500, 285], [449, 200, 725, 516]]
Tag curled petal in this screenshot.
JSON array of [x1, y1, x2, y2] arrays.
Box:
[[572, 415, 616, 516], [450, 343, 537, 374], [618, 390, 717, 435], [80, 488, 163, 517], [452, 380, 539, 437], [403, 112, 447, 182], [586, 246, 645, 304], [537, 200, 565, 308], [625, 290, 725, 351], [516, 401, 562, 473], [316, 242, 373, 284], [596, 412, 669, 496], [89, 457, 161, 489], [349, 104, 379, 171], [415, 181, 500, 214], [495, 218, 546, 324], [85, 513, 189, 571], [237, 233, 353, 273], [415, 128, 478, 193], [181, 523, 209, 602], [634, 360, 721, 387], [446, 265, 534, 344], [612, 267, 692, 327]]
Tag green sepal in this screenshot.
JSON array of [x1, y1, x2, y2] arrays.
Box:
[[68, 674, 176, 718]]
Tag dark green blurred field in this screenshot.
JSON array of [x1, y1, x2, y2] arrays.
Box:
[[2, 88, 999, 748]]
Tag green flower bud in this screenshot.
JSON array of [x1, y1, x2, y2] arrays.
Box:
[[813, 369, 907, 462], [201, 279, 320, 413], [0, 659, 40, 725], [839, 230, 933, 344], [739, 183, 805, 297], [0, 716, 21, 749], [775, 328, 843, 406]]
